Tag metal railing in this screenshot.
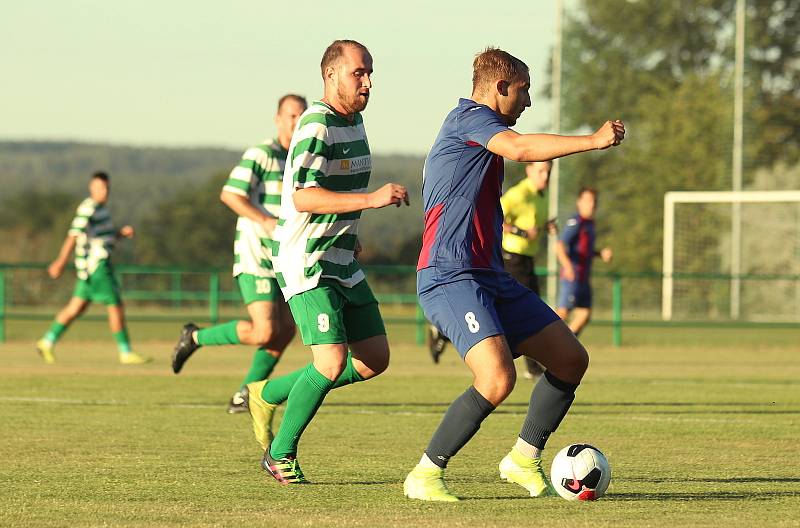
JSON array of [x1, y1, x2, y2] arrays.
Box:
[[1, 262, 798, 345]]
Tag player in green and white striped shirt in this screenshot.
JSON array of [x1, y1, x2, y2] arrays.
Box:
[[36, 171, 150, 365], [243, 40, 410, 485], [171, 95, 307, 414]]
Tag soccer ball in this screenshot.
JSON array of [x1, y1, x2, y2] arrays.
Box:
[[550, 443, 611, 501]]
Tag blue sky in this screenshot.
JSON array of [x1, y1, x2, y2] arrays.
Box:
[[1, 0, 562, 154]]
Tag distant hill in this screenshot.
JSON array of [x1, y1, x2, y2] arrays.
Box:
[[0, 141, 445, 265], [0, 141, 242, 225], [0, 140, 435, 219], [0, 141, 529, 265]]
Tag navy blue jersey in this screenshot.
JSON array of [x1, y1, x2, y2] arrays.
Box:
[[559, 214, 596, 283], [417, 99, 510, 275]]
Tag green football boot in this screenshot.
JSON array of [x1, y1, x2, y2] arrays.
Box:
[[403, 465, 459, 502], [499, 448, 555, 497], [261, 450, 309, 485], [242, 380, 276, 450]]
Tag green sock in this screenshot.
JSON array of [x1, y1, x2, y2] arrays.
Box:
[[333, 354, 366, 388], [261, 368, 304, 404], [43, 321, 67, 343], [269, 364, 336, 459], [261, 353, 364, 405], [196, 320, 240, 346], [239, 348, 280, 388], [113, 329, 132, 353]]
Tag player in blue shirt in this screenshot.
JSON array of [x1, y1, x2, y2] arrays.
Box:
[[404, 47, 625, 502], [556, 187, 613, 336]]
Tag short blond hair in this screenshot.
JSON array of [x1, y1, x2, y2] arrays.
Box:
[[472, 47, 528, 94]]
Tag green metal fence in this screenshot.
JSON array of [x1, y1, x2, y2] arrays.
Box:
[[1, 262, 798, 345]]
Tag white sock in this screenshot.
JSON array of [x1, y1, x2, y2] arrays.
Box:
[[514, 437, 542, 459], [418, 453, 442, 470]]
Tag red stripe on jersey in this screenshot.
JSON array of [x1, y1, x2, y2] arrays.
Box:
[[577, 221, 590, 282], [465, 141, 480, 147], [470, 155, 502, 268], [417, 202, 445, 270]]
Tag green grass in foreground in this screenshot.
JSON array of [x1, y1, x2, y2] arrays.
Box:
[[0, 326, 799, 527]]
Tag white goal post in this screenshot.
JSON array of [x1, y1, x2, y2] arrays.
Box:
[[662, 190, 800, 321]]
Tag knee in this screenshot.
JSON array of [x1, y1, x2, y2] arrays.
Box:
[[367, 350, 390, 377], [353, 346, 390, 381], [314, 356, 346, 381], [251, 324, 277, 347], [476, 370, 516, 406], [567, 345, 590, 379]]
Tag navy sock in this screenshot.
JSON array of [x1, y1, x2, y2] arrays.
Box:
[[424, 386, 495, 468], [519, 371, 579, 449]]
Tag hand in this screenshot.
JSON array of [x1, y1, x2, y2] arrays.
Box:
[[525, 225, 539, 239], [546, 219, 558, 236], [562, 265, 575, 282], [592, 120, 625, 150], [502, 222, 512, 234], [600, 247, 613, 263], [368, 183, 410, 209], [118, 225, 135, 239], [354, 240, 363, 259], [261, 217, 278, 237], [47, 261, 64, 279]]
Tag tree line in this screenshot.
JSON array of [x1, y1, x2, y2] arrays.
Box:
[[2, 0, 797, 275]]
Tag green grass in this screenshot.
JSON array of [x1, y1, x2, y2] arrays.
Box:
[[1, 323, 799, 527]]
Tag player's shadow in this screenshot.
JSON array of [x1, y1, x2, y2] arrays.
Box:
[[612, 476, 800, 500], [607, 490, 798, 501]]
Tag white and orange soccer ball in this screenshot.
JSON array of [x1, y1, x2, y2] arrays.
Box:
[[550, 443, 611, 501]]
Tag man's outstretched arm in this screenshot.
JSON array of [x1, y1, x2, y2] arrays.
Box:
[[487, 120, 625, 162], [293, 184, 409, 214]]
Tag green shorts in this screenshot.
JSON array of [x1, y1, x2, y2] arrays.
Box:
[[287, 278, 386, 346], [73, 262, 122, 306], [237, 274, 282, 305]]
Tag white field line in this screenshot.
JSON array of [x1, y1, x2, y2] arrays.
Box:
[[0, 396, 779, 424]]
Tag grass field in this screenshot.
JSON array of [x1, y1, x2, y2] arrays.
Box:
[[1, 321, 799, 527]]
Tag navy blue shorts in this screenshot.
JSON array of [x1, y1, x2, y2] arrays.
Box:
[[417, 268, 560, 359], [558, 279, 592, 309]]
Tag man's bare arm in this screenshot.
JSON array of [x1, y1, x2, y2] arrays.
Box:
[[220, 190, 276, 234], [487, 120, 625, 162], [293, 184, 409, 214], [47, 234, 77, 279], [556, 240, 575, 282]]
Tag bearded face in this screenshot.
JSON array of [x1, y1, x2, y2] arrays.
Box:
[[331, 46, 373, 115]]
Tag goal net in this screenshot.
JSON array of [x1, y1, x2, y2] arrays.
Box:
[[662, 191, 800, 321]]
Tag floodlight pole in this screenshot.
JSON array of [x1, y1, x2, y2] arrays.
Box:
[[547, 0, 563, 306], [731, 0, 745, 319]]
